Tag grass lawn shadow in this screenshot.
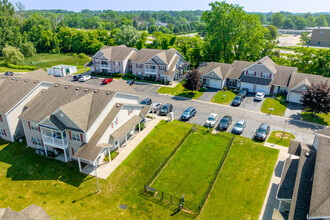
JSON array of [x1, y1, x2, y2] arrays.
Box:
[[0, 141, 87, 187]]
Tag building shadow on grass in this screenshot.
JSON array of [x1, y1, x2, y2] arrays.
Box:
[[139, 190, 198, 219], [0, 142, 87, 187]]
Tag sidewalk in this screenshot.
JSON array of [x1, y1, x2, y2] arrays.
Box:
[[259, 142, 289, 220], [82, 116, 163, 179]]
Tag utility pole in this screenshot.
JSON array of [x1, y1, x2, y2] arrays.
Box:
[[282, 120, 287, 140]]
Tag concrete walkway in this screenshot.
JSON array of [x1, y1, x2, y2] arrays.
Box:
[[82, 116, 163, 179], [259, 142, 290, 220]]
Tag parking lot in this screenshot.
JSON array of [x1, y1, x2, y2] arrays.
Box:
[[238, 94, 265, 112], [133, 83, 322, 145]]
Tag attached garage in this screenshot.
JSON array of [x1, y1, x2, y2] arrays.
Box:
[[288, 91, 302, 103], [209, 79, 222, 89], [256, 85, 270, 95], [240, 83, 254, 93]]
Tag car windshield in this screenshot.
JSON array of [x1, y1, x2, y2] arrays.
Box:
[[142, 99, 148, 104], [235, 123, 243, 128], [184, 110, 191, 114], [234, 96, 240, 101], [208, 116, 216, 121], [258, 127, 267, 133], [220, 118, 228, 124], [256, 93, 263, 97], [162, 106, 168, 110]]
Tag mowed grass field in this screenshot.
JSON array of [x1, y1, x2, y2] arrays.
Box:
[[157, 81, 206, 99], [0, 120, 278, 219], [200, 136, 279, 219], [151, 129, 232, 204]]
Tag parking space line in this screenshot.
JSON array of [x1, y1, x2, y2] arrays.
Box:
[[189, 114, 199, 123]]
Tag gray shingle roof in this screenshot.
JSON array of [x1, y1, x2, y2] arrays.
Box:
[[227, 60, 252, 79], [198, 62, 233, 80], [309, 135, 330, 218], [0, 205, 50, 220], [164, 56, 179, 76], [272, 209, 288, 220], [288, 147, 316, 220], [315, 127, 330, 136], [19, 84, 115, 132], [131, 48, 178, 64], [240, 76, 272, 85], [111, 115, 141, 140], [270, 65, 298, 87], [74, 104, 123, 162], [260, 56, 277, 74], [287, 72, 329, 90], [139, 105, 150, 117], [288, 140, 301, 156], [277, 158, 299, 199], [100, 78, 138, 95], [98, 45, 136, 61]]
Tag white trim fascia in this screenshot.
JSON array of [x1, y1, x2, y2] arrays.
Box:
[[5, 114, 14, 142], [203, 70, 222, 80], [243, 61, 276, 75], [115, 91, 140, 98]]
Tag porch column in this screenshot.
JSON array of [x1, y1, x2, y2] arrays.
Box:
[[44, 145, 48, 157], [117, 139, 120, 153], [51, 130, 54, 144], [78, 158, 82, 172], [108, 148, 111, 162], [139, 122, 141, 132], [125, 134, 128, 143], [64, 149, 68, 162]]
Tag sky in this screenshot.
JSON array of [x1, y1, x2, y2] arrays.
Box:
[[11, 0, 330, 13]]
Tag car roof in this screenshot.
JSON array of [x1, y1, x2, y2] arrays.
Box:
[[259, 123, 269, 129], [209, 113, 217, 117], [187, 107, 195, 110], [164, 103, 171, 107], [143, 98, 151, 101], [222, 115, 232, 119], [236, 120, 245, 124]]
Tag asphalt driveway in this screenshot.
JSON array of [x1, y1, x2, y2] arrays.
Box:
[[284, 103, 302, 120], [238, 94, 265, 112], [198, 88, 219, 102]]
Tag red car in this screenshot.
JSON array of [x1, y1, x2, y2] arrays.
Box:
[[102, 78, 113, 85]]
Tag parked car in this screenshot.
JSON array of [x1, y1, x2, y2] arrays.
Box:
[[232, 95, 243, 106], [205, 113, 218, 127], [159, 103, 173, 116], [181, 107, 197, 121], [254, 92, 265, 101], [141, 98, 152, 105], [238, 88, 248, 98], [254, 123, 270, 141], [102, 78, 113, 85], [127, 80, 135, 86], [79, 75, 92, 82], [73, 74, 82, 81], [150, 103, 162, 113], [4, 71, 13, 76], [218, 115, 233, 131], [232, 120, 247, 135]]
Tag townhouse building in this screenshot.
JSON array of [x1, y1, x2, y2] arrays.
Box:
[[18, 79, 149, 169], [0, 70, 58, 142], [131, 48, 187, 82], [89, 45, 138, 74], [197, 56, 329, 104]]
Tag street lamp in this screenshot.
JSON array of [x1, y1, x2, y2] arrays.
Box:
[[282, 119, 288, 140]]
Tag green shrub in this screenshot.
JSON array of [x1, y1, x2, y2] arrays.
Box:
[[5, 63, 37, 70], [125, 73, 136, 79], [111, 72, 123, 77], [104, 150, 118, 162], [136, 121, 146, 131], [78, 53, 89, 59]]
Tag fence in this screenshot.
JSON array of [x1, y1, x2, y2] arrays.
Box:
[[198, 134, 235, 213], [144, 129, 235, 216]]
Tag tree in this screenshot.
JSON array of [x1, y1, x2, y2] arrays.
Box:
[[301, 82, 330, 116], [2, 44, 24, 64], [271, 13, 284, 28], [315, 16, 328, 27], [267, 25, 278, 39], [183, 69, 202, 92], [300, 32, 310, 46], [283, 18, 295, 29], [294, 16, 308, 30], [114, 25, 141, 47], [20, 41, 35, 57]]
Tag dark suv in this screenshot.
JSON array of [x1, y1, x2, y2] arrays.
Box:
[[159, 103, 173, 116], [254, 123, 270, 141], [73, 74, 82, 81], [238, 88, 248, 98], [4, 71, 13, 76]]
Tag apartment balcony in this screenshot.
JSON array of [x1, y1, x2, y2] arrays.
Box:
[[43, 135, 68, 148], [100, 64, 111, 69], [145, 68, 157, 74]]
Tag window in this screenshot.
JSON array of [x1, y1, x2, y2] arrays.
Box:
[[0, 129, 5, 136], [160, 66, 166, 71], [128, 108, 133, 116], [101, 61, 108, 65], [30, 122, 38, 131], [136, 63, 143, 68], [246, 71, 255, 77], [0, 115, 2, 122], [31, 137, 42, 146], [71, 132, 81, 142], [115, 61, 119, 66], [261, 73, 270, 79]]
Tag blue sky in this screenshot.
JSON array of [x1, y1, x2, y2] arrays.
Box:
[[13, 0, 330, 12]]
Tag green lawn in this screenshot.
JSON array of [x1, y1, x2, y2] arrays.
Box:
[[301, 112, 330, 126], [267, 131, 295, 147], [261, 94, 287, 116], [152, 129, 231, 204], [157, 82, 206, 99], [211, 90, 237, 105], [0, 120, 279, 219], [200, 136, 279, 219], [19, 53, 91, 70], [0, 65, 31, 73]]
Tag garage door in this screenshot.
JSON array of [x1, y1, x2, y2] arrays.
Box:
[[240, 83, 254, 92], [256, 85, 270, 95], [288, 91, 302, 103], [209, 79, 222, 89]]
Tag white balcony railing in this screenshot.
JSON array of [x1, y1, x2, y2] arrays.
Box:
[[43, 135, 68, 149], [100, 64, 111, 69], [145, 68, 157, 74]]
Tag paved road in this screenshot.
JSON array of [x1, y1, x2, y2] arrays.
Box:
[[132, 84, 324, 145]]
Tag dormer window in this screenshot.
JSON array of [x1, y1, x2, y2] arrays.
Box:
[[261, 72, 271, 79], [246, 71, 255, 77]]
